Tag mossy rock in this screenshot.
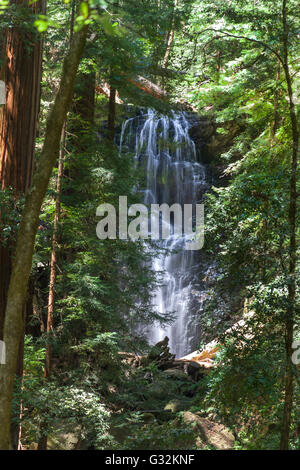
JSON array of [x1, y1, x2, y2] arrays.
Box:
[[163, 368, 191, 381], [164, 398, 191, 413]]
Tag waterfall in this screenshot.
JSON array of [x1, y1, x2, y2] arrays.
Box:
[[119, 109, 208, 357]]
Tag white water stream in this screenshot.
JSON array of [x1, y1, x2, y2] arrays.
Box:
[[119, 109, 208, 357]]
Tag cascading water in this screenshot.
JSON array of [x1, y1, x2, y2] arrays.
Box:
[[119, 109, 208, 357]]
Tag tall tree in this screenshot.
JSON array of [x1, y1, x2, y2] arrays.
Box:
[[279, 0, 299, 449], [0, 5, 89, 448], [44, 0, 76, 382], [0, 0, 46, 449], [0, 0, 46, 339], [184, 0, 299, 449]]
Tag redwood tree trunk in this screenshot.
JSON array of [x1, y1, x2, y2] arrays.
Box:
[[0, 0, 45, 450], [0, 0, 45, 339]]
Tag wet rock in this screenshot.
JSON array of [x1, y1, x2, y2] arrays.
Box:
[[189, 118, 216, 163], [185, 360, 205, 381]]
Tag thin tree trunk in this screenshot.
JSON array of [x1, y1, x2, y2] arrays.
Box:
[[107, 1, 118, 142], [44, 0, 75, 383], [161, 0, 177, 84], [108, 85, 116, 142], [280, 0, 299, 450], [271, 58, 281, 142], [0, 19, 88, 450], [216, 50, 222, 84], [162, 28, 175, 70], [37, 124, 66, 450], [45, 124, 66, 378], [10, 310, 25, 450]]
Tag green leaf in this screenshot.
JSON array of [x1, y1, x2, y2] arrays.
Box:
[[34, 19, 48, 32], [80, 2, 89, 19]]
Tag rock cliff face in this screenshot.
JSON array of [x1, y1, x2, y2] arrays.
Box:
[[188, 114, 242, 167]]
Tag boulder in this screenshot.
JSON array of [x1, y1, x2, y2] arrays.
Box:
[[157, 358, 210, 382], [141, 412, 156, 423], [147, 378, 174, 399], [47, 430, 85, 450], [182, 412, 235, 450], [157, 360, 179, 371], [184, 360, 203, 380], [163, 368, 191, 381], [164, 398, 191, 413]]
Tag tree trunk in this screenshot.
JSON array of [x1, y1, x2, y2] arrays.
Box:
[[271, 58, 281, 142], [65, 68, 95, 192], [44, 0, 76, 382], [279, 0, 299, 450], [0, 0, 45, 450], [128, 75, 167, 100], [161, 0, 178, 71], [0, 0, 45, 338], [0, 19, 88, 450], [108, 85, 116, 142], [10, 281, 33, 450], [44, 124, 66, 379]]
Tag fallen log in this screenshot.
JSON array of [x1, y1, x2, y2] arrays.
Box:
[[127, 75, 167, 100], [95, 75, 167, 102], [179, 312, 255, 365]]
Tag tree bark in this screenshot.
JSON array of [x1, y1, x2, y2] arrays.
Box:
[[44, 124, 66, 379], [0, 0, 45, 339], [108, 85, 116, 142], [128, 75, 167, 100], [44, 0, 76, 383], [0, 0, 45, 450], [161, 0, 178, 71], [271, 58, 281, 142], [279, 0, 299, 450], [0, 19, 88, 450]]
